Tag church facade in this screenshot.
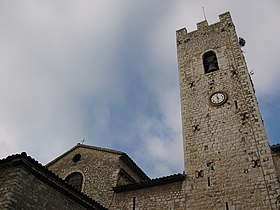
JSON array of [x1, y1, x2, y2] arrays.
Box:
[[1, 12, 280, 210]]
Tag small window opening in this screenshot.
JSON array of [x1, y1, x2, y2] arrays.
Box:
[[133, 197, 136, 210], [225, 202, 229, 210], [207, 177, 211, 187], [65, 172, 83, 191], [203, 51, 219, 73], [234, 100, 238, 109], [72, 154, 81, 162]]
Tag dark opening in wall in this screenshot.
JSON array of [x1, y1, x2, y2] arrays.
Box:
[[234, 100, 238, 109], [133, 197, 136, 210], [225, 202, 229, 210], [65, 172, 83, 191], [203, 51, 219, 73], [207, 177, 211, 187], [72, 154, 81, 162]]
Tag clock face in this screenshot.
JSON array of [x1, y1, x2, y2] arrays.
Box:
[[210, 92, 227, 106]]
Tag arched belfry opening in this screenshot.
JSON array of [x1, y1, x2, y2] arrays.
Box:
[[65, 172, 83, 191], [203, 51, 219, 73]]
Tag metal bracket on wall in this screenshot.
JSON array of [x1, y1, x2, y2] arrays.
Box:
[[195, 170, 204, 178], [192, 124, 200, 132], [189, 81, 195, 88], [252, 159, 261, 168]]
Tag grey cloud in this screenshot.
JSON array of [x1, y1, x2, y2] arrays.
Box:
[[0, 1, 279, 177]]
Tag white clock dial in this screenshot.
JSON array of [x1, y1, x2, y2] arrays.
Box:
[[210, 92, 227, 106]]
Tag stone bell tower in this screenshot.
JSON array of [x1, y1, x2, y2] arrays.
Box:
[[176, 12, 280, 209]]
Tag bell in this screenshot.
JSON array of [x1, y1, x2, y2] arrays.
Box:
[[208, 63, 218, 72], [205, 55, 216, 63]]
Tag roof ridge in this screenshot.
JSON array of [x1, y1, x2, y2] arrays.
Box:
[[46, 143, 124, 167], [76, 143, 124, 155]]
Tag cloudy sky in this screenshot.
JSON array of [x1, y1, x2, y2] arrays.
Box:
[[0, 1, 279, 178]]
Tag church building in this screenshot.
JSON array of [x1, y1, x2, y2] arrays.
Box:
[[1, 12, 280, 210]]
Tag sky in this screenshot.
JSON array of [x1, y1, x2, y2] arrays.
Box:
[[0, 1, 279, 178]]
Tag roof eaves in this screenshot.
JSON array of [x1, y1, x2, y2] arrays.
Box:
[[0, 152, 107, 210], [120, 153, 150, 181], [113, 173, 185, 193]]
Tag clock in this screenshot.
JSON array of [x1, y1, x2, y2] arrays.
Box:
[[210, 91, 227, 106]]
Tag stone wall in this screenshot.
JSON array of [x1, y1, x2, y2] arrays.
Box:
[[0, 165, 92, 210], [0, 166, 20, 209], [111, 179, 186, 210]]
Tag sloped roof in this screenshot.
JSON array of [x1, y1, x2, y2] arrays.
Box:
[[113, 173, 185, 193], [0, 152, 107, 210], [46, 143, 150, 181]]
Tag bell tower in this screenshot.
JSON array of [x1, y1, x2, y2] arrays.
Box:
[[176, 12, 280, 209]]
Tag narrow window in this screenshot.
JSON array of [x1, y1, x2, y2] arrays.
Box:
[[225, 202, 229, 210], [65, 172, 83, 191], [203, 51, 219, 73], [234, 100, 238, 109], [207, 177, 211, 187], [133, 197, 136, 210]]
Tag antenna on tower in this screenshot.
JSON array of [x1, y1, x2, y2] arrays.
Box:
[[202, 6, 207, 21]]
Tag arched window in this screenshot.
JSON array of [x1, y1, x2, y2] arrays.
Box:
[[203, 51, 219, 73], [65, 172, 83, 191]]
